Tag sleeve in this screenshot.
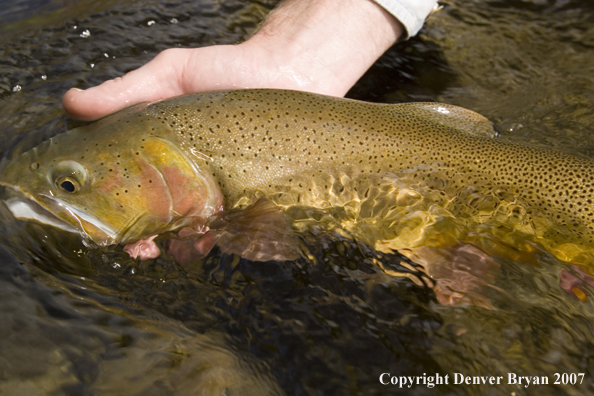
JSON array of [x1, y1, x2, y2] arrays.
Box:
[[373, 0, 440, 38]]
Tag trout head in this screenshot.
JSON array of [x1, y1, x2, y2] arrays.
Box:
[[0, 106, 223, 246]]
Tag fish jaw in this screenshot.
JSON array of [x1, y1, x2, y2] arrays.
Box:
[[4, 196, 78, 234], [2, 187, 120, 245]]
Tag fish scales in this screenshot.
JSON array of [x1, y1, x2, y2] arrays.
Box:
[[1, 89, 594, 264], [144, 90, 594, 240]]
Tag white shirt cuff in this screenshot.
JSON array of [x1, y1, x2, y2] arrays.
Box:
[[374, 0, 439, 37]]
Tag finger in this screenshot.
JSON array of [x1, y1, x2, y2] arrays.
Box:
[[62, 49, 189, 121]]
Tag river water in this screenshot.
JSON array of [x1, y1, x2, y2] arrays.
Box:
[[0, 0, 593, 395]]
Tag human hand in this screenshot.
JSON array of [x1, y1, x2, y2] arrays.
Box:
[[63, 0, 403, 121]]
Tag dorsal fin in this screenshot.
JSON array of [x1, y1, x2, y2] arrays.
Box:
[[393, 102, 500, 138]]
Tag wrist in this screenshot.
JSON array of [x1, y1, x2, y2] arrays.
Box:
[[241, 0, 403, 97]]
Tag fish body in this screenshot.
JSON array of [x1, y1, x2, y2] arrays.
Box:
[[1, 89, 593, 264]]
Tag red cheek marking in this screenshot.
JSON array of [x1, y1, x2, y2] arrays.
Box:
[[135, 156, 173, 224], [161, 165, 207, 217], [96, 167, 122, 193]]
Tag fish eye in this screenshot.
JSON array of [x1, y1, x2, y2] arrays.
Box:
[[56, 176, 80, 193], [50, 160, 87, 193]]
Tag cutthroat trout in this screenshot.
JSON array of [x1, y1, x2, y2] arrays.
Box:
[[1, 89, 594, 266]]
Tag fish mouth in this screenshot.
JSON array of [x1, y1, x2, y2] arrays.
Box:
[[2, 188, 119, 246], [5, 196, 78, 234]]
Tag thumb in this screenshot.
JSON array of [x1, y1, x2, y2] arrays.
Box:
[[62, 49, 189, 121]]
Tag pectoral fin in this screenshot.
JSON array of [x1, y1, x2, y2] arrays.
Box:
[[169, 198, 301, 263], [210, 198, 301, 261], [559, 266, 594, 302], [402, 244, 504, 309]]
